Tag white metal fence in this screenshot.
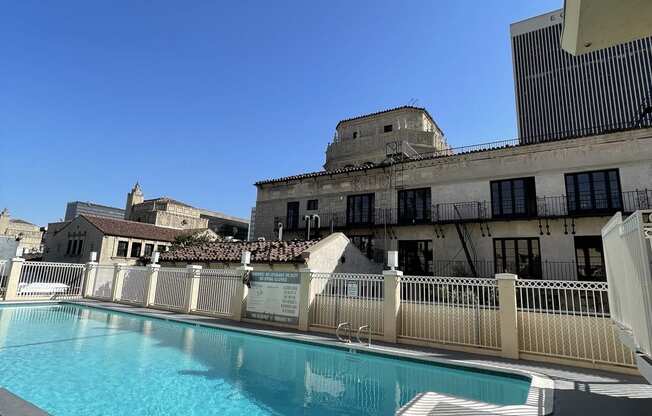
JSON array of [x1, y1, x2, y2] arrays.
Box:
[[92, 265, 115, 300], [195, 268, 242, 316], [602, 210, 652, 359], [516, 279, 635, 367], [399, 275, 501, 350], [17, 261, 85, 298], [153, 267, 190, 311], [309, 273, 384, 335], [120, 266, 148, 304]]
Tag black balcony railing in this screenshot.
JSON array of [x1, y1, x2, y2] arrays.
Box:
[[273, 190, 652, 231], [432, 259, 606, 281]]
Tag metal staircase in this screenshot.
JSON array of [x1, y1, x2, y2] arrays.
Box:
[[453, 205, 478, 277]]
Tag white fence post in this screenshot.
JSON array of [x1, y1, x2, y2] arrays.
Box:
[[231, 265, 252, 321], [496, 273, 520, 359], [184, 265, 202, 313], [83, 262, 98, 298], [143, 264, 160, 307], [382, 269, 402, 343], [298, 268, 313, 331], [111, 264, 126, 302], [4, 257, 25, 301]]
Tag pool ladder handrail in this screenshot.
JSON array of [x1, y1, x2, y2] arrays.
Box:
[[336, 322, 352, 343], [356, 325, 371, 347]]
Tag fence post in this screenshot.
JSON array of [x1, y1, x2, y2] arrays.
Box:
[[83, 262, 98, 298], [231, 265, 252, 321], [184, 265, 202, 313], [4, 257, 25, 301], [496, 273, 520, 359], [298, 268, 313, 332], [382, 269, 402, 343], [111, 264, 126, 302], [143, 264, 160, 307]]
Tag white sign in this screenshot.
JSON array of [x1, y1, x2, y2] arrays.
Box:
[[245, 271, 301, 325]]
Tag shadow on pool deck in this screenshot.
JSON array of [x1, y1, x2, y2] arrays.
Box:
[[71, 300, 652, 416]]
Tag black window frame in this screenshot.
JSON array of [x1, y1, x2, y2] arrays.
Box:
[[307, 199, 318, 211], [66, 239, 73, 255], [130, 242, 142, 258], [398, 240, 433, 276], [349, 235, 375, 260], [286, 201, 300, 230], [574, 236, 606, 281], [383, 124, 393, 133], [491, 177, 537, 219], [116, 241, 129, 257], [398, 188, 432, 225], [76, 239, 83, 255], [493, 237, 542, 279], [144, 243, 155, 257], [565, 169, 622, 215], [346, 194, 375, 226]]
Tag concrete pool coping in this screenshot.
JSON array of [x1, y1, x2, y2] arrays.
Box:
[[39, 299, 553, 415]]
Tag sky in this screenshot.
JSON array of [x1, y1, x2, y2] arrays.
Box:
[[0, 0, 561, 226]]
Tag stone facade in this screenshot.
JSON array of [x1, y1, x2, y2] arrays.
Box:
[[0, 209, 43, 254], [253, 107, 652, 280], [324, 106, 449, 170]]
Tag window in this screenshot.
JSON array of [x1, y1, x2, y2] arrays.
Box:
[[130, 242, 142, 258], [156, 244, 167, 253], [565, 169, 622, 214], [398, 188, 431, 224], [307, 199, 318, 211], [494, 238, 541, 279], [383, 124, 393, 133], [286, 201, 300, 230], [350, 235, 374, 259], [575, 236, 606, 281], [352, 131, 358, 139], [144, 243, 155, 257], [71, 240, 78, 256], [76, 239, 83, 255], [398, 240, 433, 275], [347, 194, 375, 225], [66, 239, 73, 255], [491, 177, 536, 218], [117, 241, 129, 257]]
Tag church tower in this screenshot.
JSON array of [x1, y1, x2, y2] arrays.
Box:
[[124, 182, 144, 220]]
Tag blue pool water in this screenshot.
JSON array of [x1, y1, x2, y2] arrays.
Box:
[[0, 304, 529, 415]]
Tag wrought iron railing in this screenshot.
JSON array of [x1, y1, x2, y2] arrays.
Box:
[[431, 259, 605, 281]]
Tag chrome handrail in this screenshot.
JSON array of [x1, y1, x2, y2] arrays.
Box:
[[336, 322, 352, 343], [356, 325, 371, 347]]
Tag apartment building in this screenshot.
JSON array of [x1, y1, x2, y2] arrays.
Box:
[[252, 107, 652, 280]]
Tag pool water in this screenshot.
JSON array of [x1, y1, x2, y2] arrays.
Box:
[[0, 304, 529, 415]]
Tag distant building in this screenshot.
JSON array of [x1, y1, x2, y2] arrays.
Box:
[[199, 209, 249, 241], [43, 215, 194, 265], [64, 201, 125, 221], [0, 209, 43, 254], [511, 9, 652, 144]]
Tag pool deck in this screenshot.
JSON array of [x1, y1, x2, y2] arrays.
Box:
[[63, 300, 652, 415]]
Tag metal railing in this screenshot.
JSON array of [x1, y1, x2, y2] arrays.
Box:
[[153, 267, 190, 311], [17, 261, 85, 298], [92, 264, 115, 300], [516, 279, 635, 366], [399, 275, 500, 350], [0, 260, 7, 299], [195, 268, 242, 317], [309, 272, 384, 335], [432, 259, 606, 281], [120, 266, 148, 304]]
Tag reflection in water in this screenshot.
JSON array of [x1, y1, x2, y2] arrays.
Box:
[[0, 305, 529, 416]]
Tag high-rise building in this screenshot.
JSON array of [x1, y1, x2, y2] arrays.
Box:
[[64, 201, 125, 221], [511, 9, 652, 144]]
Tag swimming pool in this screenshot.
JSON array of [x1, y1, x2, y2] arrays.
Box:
[[0, 303, 530, 415]]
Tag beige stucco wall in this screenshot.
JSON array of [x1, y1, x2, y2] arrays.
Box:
[[254, 128, 652, 275]]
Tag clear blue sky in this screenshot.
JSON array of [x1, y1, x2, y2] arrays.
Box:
[[0, 0, 561, 226]]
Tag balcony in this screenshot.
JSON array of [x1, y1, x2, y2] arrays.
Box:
[[272, 189, 652, 231]]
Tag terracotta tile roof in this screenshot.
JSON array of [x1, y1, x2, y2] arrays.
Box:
[[82, 215, 186, 242], [160, 239, 318, 263]]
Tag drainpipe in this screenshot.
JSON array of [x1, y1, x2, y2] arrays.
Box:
[[277, 223, 284, 241], [312, 214, 320, 231], [304, 215, 312, 240]]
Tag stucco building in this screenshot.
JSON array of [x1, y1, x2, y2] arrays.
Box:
[[0, 209, 43, 254], [252, 107, 652, 280]]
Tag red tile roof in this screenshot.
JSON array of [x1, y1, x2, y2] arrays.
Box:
[[160, 240, 318, 263], [82, 215, 186, 242]]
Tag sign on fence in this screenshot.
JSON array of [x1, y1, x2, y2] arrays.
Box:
[[245, 271, 301, 325]]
